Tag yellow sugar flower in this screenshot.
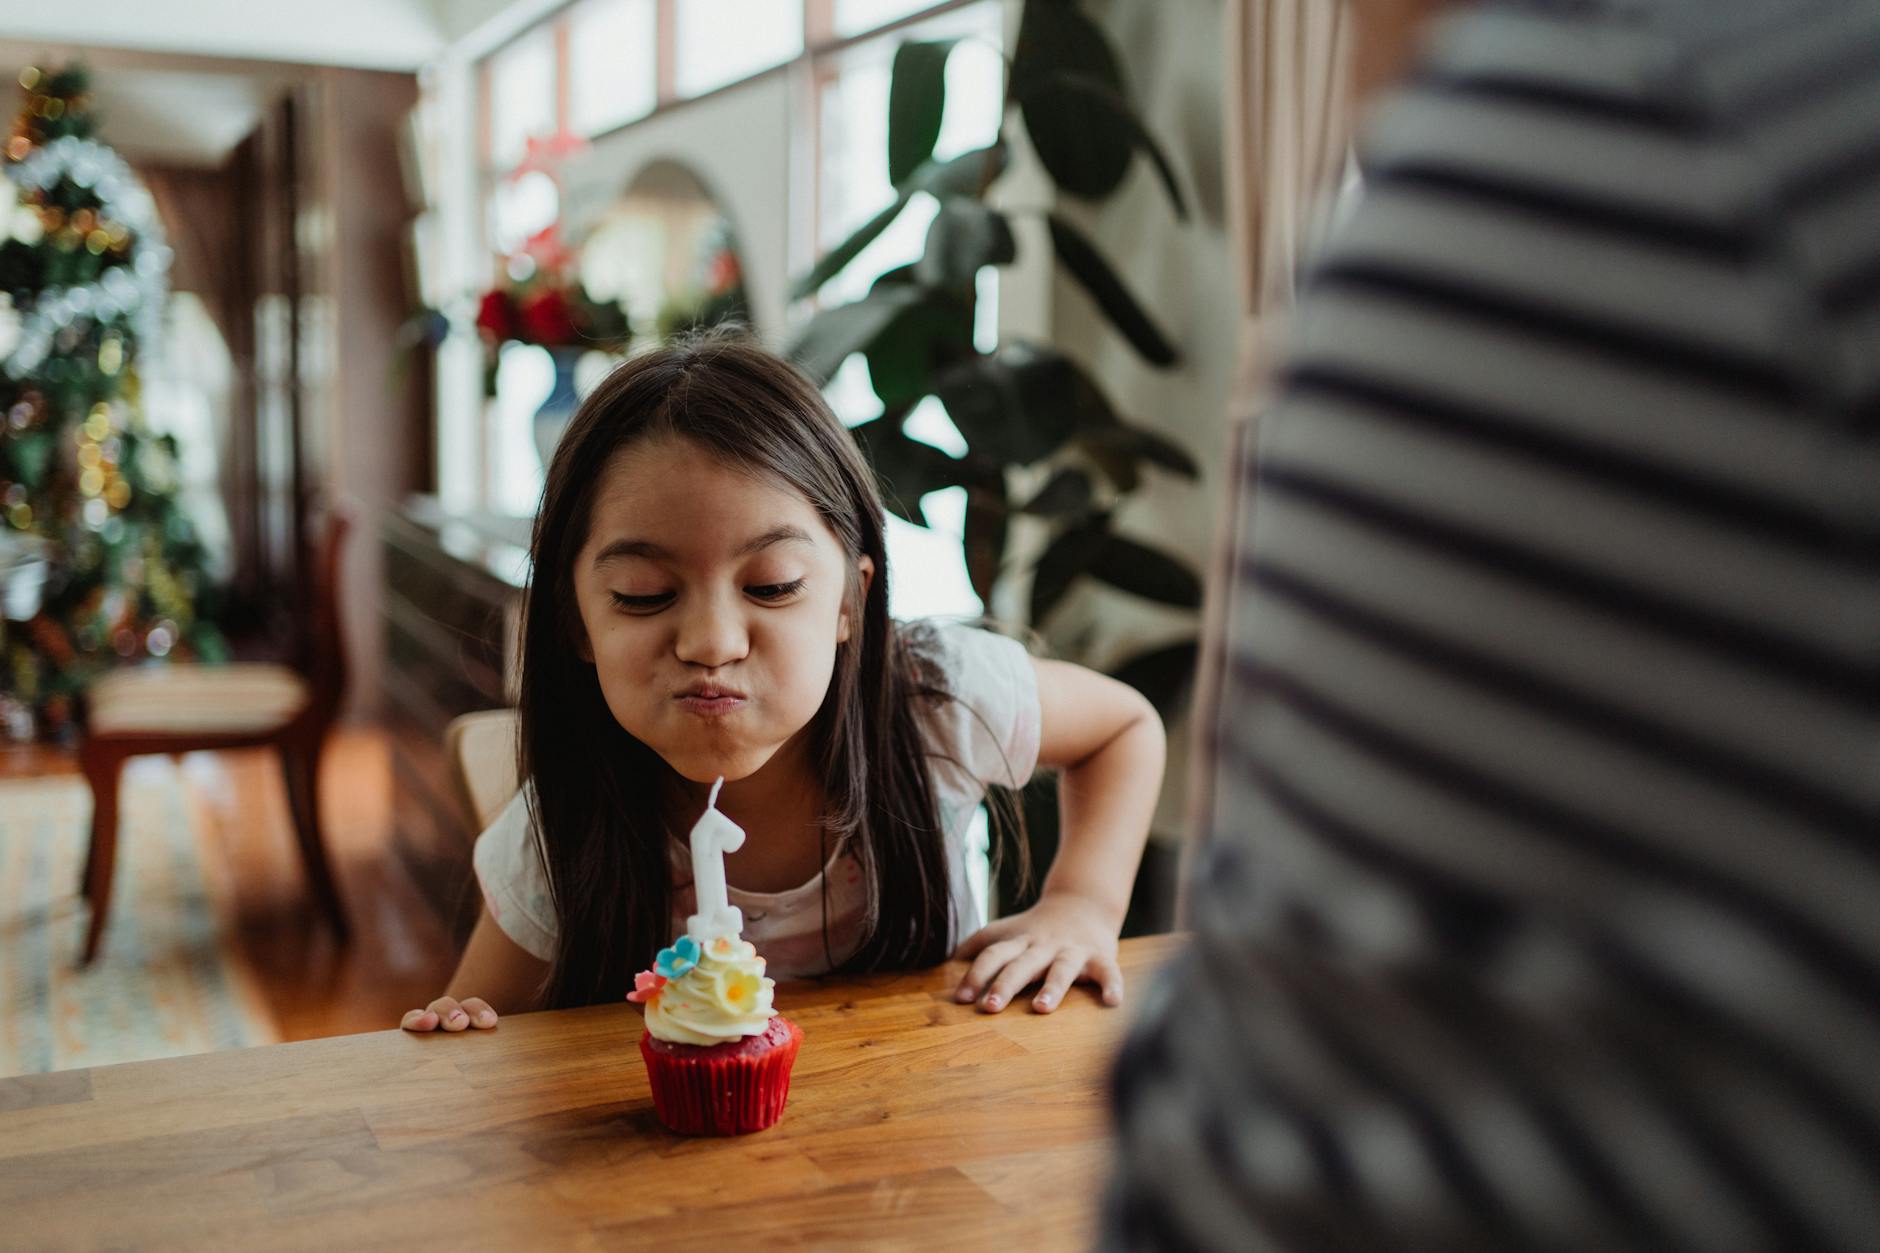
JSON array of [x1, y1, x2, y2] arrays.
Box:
[[715, 969, 761, 1013]]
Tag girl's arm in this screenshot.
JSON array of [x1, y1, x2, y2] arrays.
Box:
[[954, 657, 1165, 1013], [400, 905, 551, 1032]]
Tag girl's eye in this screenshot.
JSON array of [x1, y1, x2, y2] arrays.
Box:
[[746, 579, 806, 602], [610, 591, 674, 612]]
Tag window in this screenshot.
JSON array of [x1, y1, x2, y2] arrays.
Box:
[[487, 25, 557, 171], [815, 3, 1006, 307], [674, 0, 805, 98], [457, 3, 978, 520], [814, 1, 1005, 623], [569, 0, 658, 137]]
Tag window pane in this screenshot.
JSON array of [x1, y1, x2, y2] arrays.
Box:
[[674, 0, 804, 98], [487, 25, 557, 170], [833, 0, 943, 38], [570, 0, 658, 136]]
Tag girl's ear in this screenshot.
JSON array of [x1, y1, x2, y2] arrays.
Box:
[[838, 555, 876, 644]]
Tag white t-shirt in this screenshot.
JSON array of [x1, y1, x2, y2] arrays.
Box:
[[471, 620, 1042, 978]]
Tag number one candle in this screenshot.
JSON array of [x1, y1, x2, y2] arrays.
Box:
[[685, 777, 746, 941]]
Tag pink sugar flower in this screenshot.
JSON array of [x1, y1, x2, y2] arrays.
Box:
[[627, 970, 667, 1004]]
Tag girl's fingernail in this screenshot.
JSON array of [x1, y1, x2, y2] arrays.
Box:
[[476, 1012, 495, 1026], [956, 987, 974, 1003], [1035, 997, 1052, 1010], [983, 995, 1001, 1010], [449, 1011, 466, 1024]]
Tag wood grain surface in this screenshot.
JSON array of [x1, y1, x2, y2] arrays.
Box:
[[3, 934, 1186, 1251]]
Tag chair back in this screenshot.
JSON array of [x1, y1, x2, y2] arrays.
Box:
[[445, 707, 521, 835]]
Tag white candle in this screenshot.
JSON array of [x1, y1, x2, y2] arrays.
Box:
[[685, 776, 745, 941]]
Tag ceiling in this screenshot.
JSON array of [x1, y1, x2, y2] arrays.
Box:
[[0, 1, 476, 74], [0, 0, 550, 165]]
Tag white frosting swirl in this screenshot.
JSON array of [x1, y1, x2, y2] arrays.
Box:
[[643, 933, 777, 1046]]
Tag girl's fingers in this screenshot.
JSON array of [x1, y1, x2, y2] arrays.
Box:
[[1092, 956, 1126, 1007], [952, 922, 1009, 963], [427, 996, 470, 1032], [400, 1008, 439, 1032], [957, 938, 1027, 1003], [459, 996, 498, 1029], [981, 944, 1059, 1014], [1032, 954, 1083, 1014]]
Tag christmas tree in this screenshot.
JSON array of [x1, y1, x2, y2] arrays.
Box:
[[0, 63, 223, 742]]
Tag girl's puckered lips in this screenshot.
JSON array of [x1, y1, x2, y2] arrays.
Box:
[[676, 683, 748, 717]]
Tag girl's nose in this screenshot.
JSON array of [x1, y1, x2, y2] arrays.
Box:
[[674, 592, 749, 669]]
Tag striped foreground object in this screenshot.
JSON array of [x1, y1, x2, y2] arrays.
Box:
[[1106, 1, 1880, 1250]]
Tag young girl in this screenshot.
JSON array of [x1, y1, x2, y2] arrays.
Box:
[[402, 334, 1165, 1033]]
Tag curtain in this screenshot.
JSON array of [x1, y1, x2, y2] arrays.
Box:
[[1181, 0, 1357, 920]]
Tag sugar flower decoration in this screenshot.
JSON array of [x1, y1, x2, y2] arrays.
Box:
[[627, 970, 666, 1004], [714, 969, 761, 1014], [654, 934, 701, 980]]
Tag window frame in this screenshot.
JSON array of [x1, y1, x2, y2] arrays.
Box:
[[473, 0, 981, 183]]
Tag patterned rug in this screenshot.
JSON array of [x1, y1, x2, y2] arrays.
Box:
[[0, 760, 279, 1077]]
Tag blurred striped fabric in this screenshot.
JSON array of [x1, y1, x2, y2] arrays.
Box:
[[1104, 1, 1880, 1249]]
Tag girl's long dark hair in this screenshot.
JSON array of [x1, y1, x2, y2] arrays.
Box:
[[520, 332, 956, 1009]]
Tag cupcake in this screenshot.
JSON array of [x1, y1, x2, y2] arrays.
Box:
[[629, 929, 803, 1135]]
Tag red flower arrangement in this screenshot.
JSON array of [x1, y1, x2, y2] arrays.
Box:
[[473, 226, 630, 392]]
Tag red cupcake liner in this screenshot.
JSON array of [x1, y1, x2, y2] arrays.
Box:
[[639, 1015, 803, 1136]]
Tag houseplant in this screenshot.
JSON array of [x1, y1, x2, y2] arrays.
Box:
[[787, 0, 1201, 720], [787, 1, 1203, 925]]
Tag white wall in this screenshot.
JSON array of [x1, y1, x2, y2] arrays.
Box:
[[1040, 0, 1236, 839], [558, 72, 798, 350], [312, 68, 428, 721]]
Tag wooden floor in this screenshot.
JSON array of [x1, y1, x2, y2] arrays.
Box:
[[0, 726, 462, 1042]]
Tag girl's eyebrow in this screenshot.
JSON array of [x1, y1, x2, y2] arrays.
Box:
[[592, 525, 814, 568]]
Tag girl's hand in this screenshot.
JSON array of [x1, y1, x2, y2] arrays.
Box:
[[400, 995, 498, 1032], [953, 892, 1126, 1014]]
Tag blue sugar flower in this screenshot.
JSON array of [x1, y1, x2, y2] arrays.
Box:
[[655, 934, 701, 980]]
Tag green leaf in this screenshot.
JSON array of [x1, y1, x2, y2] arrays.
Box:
[[1110, 637, 1200, 720], [850, 412, 965, 527], [1012, 0, 1124, 98], [916, 200, 1016, 292], [788, 144, 1005, 301], [1020, 466, 1094, 516], [1079, 423, 1200, 479], [1090, 535, 1203, 607], [934, 343, 1094, 465], [864, 279, 976, 408], [1047, 213, 1178, 367], [962, 485, 1010, 605], [1023, 73, 1188, 219], [785, 285, 927, 386], [790, 193, 910, 300], [1029, 512, 1111, 624], [889, 41, 956, 186], [907, 142, 1007, 198], [1012, 1, 1131, 198]]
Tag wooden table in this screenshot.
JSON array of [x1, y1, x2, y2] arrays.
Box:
[[2, 934, 1184, 1251]]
